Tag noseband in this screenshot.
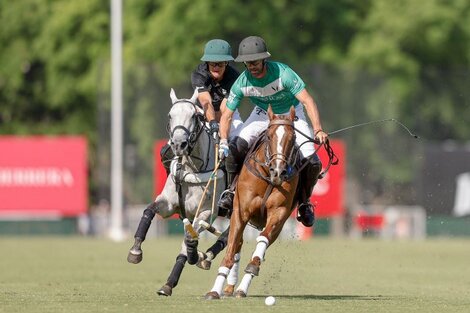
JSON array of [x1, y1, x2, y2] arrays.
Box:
[[265, 119, 296, 169]]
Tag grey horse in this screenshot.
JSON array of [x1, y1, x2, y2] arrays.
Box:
[[127, 88, 231, 296]]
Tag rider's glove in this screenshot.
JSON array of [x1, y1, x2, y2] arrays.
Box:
[[209, 120, 219, 143], [218, 139, 229, 160]]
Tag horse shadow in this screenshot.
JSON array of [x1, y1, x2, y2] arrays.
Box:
[[249, 294, 391, 301]]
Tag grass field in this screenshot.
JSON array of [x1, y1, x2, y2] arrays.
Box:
[[1, 236, 469, 313]]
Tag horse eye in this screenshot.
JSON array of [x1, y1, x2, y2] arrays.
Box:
[[168, 114, 171, 120]]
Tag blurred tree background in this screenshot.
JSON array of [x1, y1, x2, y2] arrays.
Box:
[[1, 0, 469, 207]]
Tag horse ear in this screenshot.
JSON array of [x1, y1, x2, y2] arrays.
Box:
[[170, 88, 178, 104], [267, 105, 274, 120], [290, 106, 295, 121], [190, 88, 198, 104]]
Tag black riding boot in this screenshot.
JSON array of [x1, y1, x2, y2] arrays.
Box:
[[217, 172, 235, 218], [296, 159, 322, 227], [160, 143, 174, 176], [217, 137, 249, 218]]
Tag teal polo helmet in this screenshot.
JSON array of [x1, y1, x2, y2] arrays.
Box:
[[200, 39, 234, 62], [234, 36, 271, 62]]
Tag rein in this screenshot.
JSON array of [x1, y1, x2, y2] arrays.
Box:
[[245, 121, 339, 184], [244, 119, 296, 185], [294, 127, 339, 179]]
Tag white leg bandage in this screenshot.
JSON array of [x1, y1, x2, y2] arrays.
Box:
[[211, 266, 230, 294], [236, 273, 254, 295], [227, 253, 240, 286], [252, 236, 269, 261]]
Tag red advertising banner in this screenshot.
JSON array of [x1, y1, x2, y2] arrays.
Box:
[[311, 139, 346, 218], [0, 136, 88, 217], [154, 139, 346, 219], [154, 140, 168, 197]]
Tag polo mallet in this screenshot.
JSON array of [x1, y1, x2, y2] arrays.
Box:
[[199, 220, 222, 236], [210, 135, 220, 223], [183, 218, 198, 240], [192, 158, 223, 228]]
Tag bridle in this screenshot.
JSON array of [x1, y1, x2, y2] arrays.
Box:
[[246, 119, 338, 184], [245, 118, 298, 185], [165, 98, 212, 221], [265, 119, 296, 172], [167, 100, 206, 158]]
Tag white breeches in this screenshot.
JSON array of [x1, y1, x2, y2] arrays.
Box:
[[229, 109, 243, 139], [235, 105, 316, 158]]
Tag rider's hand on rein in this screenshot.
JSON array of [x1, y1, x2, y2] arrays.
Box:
[[314, 129, 328, 144]]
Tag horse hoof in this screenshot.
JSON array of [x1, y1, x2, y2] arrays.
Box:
[[235, 290, 247, 298], [196, 259, 211, 270], [127, 249, 142, 264], [205, 291, 220, 300], [157, 285, 172, 296], [223, 284, 234, 297]]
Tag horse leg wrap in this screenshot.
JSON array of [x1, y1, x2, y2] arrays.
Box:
[[185, 237, 199, 265], [206, 227, 229, 258], [134, 203, 158, 241], [251, 236, 269, 262], [210, 266, 230, 295], [165, 254, 187, 288], [236, 273, 254, 296], [227, 253, 241, 285]]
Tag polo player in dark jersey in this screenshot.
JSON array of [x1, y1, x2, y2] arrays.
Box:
[[160, 39, 243, 175]]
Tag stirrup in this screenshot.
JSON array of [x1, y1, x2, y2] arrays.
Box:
[[218, 189, 234, 201]]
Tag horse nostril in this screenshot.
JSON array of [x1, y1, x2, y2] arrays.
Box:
[[280, 169, 287, 177]]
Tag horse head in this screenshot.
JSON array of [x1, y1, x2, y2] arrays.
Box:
[[266, 106, 296, 186], [167, 88, 200, 156]]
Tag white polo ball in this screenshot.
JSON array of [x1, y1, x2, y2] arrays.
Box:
[[265, 296, 276, 306]]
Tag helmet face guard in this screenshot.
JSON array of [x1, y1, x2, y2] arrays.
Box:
[[235, 36, 271, 62], [201, 39, 234, 62]]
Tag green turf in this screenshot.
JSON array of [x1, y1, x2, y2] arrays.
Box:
[[1, 236, 469, 312]]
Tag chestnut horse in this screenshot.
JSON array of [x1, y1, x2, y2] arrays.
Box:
[[206, 105, 300, 299]]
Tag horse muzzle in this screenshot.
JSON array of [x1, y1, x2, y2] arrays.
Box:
[[269, 166, 288, 186], [171, 140, 189, 156]]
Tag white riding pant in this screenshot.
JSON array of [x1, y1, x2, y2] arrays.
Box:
[[229, 109, 243, 139], [236, 105, 316, 158]]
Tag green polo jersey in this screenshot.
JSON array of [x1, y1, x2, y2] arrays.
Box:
[[226, 61, 305, 114]]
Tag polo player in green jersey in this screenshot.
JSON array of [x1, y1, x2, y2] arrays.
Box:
[[217, 36, 328, 227]]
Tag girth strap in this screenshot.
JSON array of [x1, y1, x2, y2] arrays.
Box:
[[259, 184, 274, 223]]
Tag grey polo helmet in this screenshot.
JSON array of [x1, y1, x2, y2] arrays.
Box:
[[234, 36, 271, 62], [200, 39, 234, 62]]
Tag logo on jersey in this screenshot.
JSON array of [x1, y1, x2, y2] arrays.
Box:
[[227, 91, 236, 103]]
